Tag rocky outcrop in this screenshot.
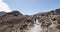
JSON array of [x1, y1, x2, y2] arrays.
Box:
[[0, 11, 34, 32]]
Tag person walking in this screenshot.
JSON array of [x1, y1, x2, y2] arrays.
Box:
[[34, 15, 37, 24], [36, 15, 40, 24]]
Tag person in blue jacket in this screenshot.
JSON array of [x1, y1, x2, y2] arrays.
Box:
[[34, 15, 37, 24]]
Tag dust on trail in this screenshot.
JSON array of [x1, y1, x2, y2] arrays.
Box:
[[27, 19, 42, 32]]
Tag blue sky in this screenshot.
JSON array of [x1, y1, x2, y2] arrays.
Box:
[[4, 0, 60, 15]]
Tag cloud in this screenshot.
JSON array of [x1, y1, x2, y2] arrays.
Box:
[[0, 0, 12, 12]]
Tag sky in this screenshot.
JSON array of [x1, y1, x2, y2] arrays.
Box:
[[0, 0, 12, 12], [0, 0, 60, 15]]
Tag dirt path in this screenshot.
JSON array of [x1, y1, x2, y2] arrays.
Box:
[[27, 19, 42, 32]]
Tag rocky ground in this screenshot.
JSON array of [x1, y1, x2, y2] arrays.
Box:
[[0, 9, 60, 32]]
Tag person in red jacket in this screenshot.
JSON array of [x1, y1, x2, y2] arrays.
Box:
[[37, 16, 40, 19]]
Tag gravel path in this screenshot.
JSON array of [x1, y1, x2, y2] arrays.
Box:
[[27, 19, 42, 32]]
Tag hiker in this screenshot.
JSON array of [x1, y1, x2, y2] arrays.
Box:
[[34, 15, 37, 24], [36, 15, 40, 24], [37, 15, 40, 21], [37, 15, 40, 19]]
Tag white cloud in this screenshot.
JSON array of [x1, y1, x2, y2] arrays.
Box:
[[0, 0, 12, 12]]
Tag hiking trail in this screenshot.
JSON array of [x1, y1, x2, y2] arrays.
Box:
[[27, 19, 42, 32]]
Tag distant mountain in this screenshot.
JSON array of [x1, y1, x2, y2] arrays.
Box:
[[35, 9, 60, 16], [55, 9, 60, 15], [0, 11, 6, 16]]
